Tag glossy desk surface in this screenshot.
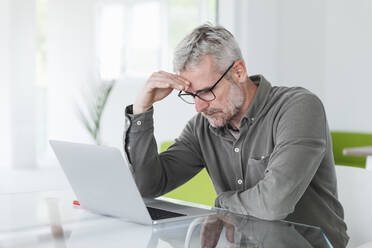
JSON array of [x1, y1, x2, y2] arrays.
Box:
[[0, 190, 333, 248]]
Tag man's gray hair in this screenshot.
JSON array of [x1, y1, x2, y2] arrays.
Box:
[[173, 23, 244, 74]]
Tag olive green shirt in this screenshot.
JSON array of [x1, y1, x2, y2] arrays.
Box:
[[123, 75, 348, 248]]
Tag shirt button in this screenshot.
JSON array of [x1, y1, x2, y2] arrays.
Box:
[[234, 147, 240, 153], [237, 179, 243, 185], [136, 120, 142, 126]]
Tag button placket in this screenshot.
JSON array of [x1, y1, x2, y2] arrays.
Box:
[[233, 143, 244, 189]]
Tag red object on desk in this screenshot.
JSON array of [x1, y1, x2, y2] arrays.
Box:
[[73, 200, 80, 206]]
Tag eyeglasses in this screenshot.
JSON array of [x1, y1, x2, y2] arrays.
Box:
[[178, 62, 235, 104]]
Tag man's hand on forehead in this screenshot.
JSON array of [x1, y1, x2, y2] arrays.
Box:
[[133, 70, 191, 114], [154, 70, 191, 91]]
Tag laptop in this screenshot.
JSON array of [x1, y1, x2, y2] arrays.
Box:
[[50, 140, 213, 225]]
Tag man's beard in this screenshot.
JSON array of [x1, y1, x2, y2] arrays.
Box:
[[202, 81, 244, 128]]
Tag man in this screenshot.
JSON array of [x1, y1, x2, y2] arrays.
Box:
[[123, 24, 348, 247]]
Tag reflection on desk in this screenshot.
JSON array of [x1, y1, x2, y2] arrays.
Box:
[[0, 190, 333, 248]]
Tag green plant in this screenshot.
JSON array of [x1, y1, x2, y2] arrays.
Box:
[[76, 80, 116, 145]]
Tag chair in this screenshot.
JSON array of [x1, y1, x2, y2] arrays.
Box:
[[331, 132, 372, 168], [159, 141, 216, 206], [335, 165, 372, 248]]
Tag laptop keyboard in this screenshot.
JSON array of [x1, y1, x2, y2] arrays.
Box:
[[147, 207, 186, 220]]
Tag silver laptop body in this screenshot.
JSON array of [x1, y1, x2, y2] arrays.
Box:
[[50, 140, 213, 225]]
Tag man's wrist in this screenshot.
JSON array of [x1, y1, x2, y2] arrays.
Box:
[[124, 104, 154, 133], [133, 104, 152, 115]]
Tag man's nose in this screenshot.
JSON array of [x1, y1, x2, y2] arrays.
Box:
[[195, 97, 209, 113]]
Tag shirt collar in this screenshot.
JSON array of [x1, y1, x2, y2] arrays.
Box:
[[242, 74, 272, 122]]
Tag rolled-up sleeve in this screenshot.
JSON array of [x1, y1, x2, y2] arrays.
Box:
[[215, 94, 327, 220], [123, 105, 205, 197]]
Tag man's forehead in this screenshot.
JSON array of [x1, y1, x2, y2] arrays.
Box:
[[179, 57, 217, 92]]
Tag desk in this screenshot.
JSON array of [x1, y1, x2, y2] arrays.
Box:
[[343, 146, 372, 170], [0, 190, 333, 248]]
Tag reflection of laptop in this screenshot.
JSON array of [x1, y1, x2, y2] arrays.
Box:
[[67, 215, 195, 248], [50, 140, 213, 225]]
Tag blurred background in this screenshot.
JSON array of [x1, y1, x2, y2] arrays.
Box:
[[1, 0, 372, 191]]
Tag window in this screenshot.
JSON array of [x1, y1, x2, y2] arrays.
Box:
[[36, 0, 217, 165], [96, 0, 217, 78], [35, 0, 48, 162], [97, 4, 125, 81]]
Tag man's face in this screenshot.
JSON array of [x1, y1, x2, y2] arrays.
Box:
[[180, 56, 244, 128]]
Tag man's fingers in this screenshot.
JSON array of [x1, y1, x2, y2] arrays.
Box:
[[152, 81, 170, 89], [134, 70, 188, 114], [225, 225, 235, 243], [148, 78, 175, 90], [167, 72, 190, 85], [148, 76, 189, 91], [154, 71, 191, 90], [200, 217, 224, 248], [176, 74, 191, 86]]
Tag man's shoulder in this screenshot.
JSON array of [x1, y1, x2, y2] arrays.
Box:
[[271, 85, 314, 98], [266, 86, 325, 120], [270, 85, 323, 107]]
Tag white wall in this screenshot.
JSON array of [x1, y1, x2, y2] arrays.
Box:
[[277, 0, 326, 101], [235, 0, 280, 82], [223, 0, 326, 100], [325, 0, 372, 132], [0, 0, 12, 168], [47, 0, 96, 146], [0, 0, 37, 169], [45, 0, 196, 159], [10, 0, 37, 169], [225, 0, 372, 133]]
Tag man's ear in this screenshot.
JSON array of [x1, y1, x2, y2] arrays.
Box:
[[231, 60, 247, 84]]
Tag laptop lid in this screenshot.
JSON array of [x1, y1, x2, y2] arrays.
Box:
[[50, 140, 153, 225]]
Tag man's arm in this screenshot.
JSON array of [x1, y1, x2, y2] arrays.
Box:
[[124, 105, 205, 197], [215, 94, 327, 220], [123, 70, 204, 197], [133, 70, 190, 114]]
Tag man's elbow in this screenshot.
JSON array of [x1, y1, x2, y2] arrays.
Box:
[[251, 202, 293, 221], [133, 175, 163, 198], [255, 210, 290, 221]]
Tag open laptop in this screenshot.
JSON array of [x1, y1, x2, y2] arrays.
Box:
[[50, 140, 213, 225]]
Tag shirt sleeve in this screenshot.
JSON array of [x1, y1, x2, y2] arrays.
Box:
[[215, 94, 327, 220], [123, 105, 205, 197]]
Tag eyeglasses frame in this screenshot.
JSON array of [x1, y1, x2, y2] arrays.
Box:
[[178, 61, 235, 104]]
